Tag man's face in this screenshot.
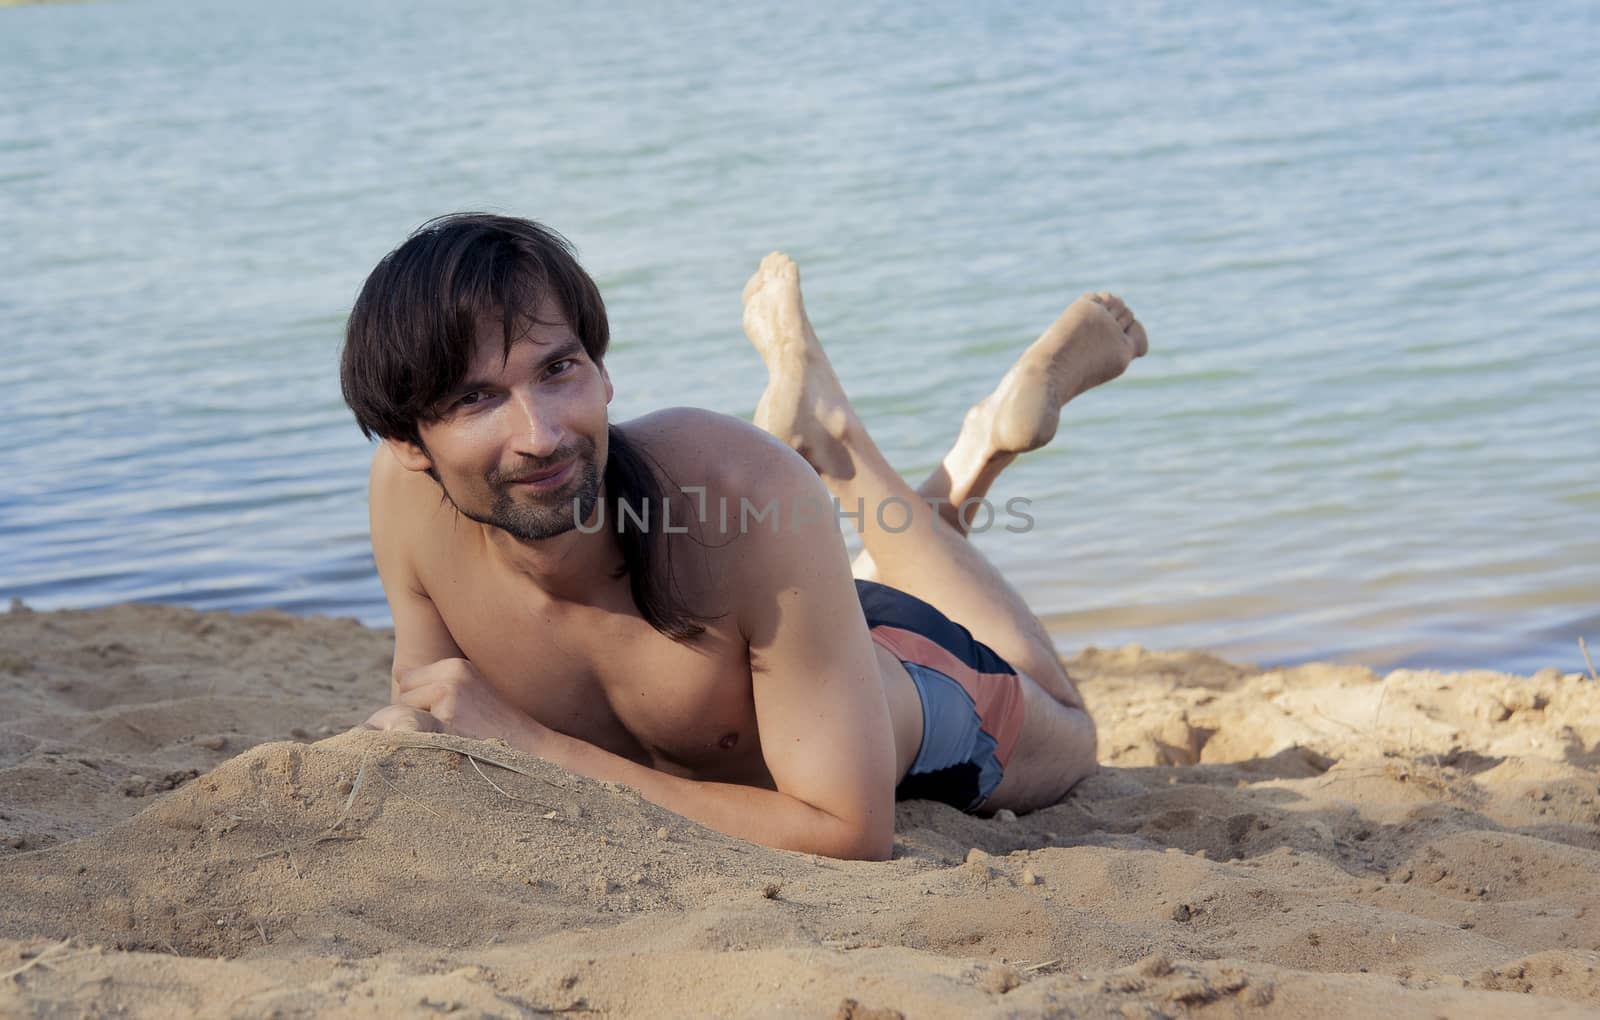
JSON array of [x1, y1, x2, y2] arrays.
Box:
[[399, 303, 613, 541]]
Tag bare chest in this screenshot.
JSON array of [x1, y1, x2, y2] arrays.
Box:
[[426, 566, 770, 784]]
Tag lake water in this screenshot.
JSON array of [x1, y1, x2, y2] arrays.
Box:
[[2, 0, 1596, 674]]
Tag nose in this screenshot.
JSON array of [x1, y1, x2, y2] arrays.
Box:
[[506, 386, 565, 459]]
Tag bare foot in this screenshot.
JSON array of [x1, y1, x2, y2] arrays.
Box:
[[742, 252, 858, 479], [967, 292, 1149, 454]]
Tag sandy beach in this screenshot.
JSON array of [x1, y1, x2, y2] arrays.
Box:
[[3, 600, 1598, 1018]]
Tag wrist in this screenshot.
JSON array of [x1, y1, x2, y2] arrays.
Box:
[[504, 714, 551, 756]]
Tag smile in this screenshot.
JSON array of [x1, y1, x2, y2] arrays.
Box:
[[508, 460, 575, 491]]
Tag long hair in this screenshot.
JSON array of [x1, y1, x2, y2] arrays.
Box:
[[341, 212, 713, 641], [604, 425, 712, 641]]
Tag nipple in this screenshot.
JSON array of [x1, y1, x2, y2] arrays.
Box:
[[718, 732, 739, 750]]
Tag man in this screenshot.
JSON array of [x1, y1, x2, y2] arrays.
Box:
[[341, 213, 1148, 861]]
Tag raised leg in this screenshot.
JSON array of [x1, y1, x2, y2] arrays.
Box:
[[741, 253, 1148, 808]]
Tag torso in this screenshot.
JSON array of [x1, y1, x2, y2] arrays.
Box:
[[383, 409, 922, 787], [419, 532, 772, 783]]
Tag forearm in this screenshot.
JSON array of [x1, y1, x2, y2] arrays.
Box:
[[505, 722, 891, 860]]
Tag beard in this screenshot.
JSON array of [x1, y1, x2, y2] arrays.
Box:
[[446, 438, 604, 542]]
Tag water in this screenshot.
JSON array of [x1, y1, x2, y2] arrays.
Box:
[[2, 0, 1596, 674]]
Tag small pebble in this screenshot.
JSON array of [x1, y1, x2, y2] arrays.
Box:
[[965, 848, 990, 865], [993, 808, 1018, 823], [289, 727, 310, 740], [1020, 868, 1040, 886], [196, 735, 226, 751], [334, 779, 354, 795], [655, 827, 670, 840]]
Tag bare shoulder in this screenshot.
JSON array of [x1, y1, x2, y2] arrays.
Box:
[[620, 408, 836, 598], [619, 407, 813, 501]]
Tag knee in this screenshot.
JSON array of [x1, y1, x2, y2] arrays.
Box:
[[1019, 655, 1086, 712], [1061, 706, 1098, 789]]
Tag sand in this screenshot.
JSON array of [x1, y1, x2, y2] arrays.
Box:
[[3, 601, 1599, 1018]]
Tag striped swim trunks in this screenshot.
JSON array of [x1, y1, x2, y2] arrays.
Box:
[[855, 579, 1025, 813]]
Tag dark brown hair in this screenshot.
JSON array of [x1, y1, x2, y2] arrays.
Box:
[[341, 213, 712, 641]]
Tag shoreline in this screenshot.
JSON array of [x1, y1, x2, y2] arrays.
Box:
[[3, 602, 1599, 1017]]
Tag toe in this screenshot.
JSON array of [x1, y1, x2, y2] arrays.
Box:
[[772, 252, 799, 283], [744, 252, 784, 300], [1126, 318, 1149, 357], [742, 268, 763, 305], [1104, 295, 1134, 329]]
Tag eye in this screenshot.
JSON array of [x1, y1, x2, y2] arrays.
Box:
[[452, 390, 486, 410], [546, 358, 576, 377]]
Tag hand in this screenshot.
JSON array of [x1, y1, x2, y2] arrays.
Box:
[[393, 658, 544, 747], [358, 704, 443, 733]]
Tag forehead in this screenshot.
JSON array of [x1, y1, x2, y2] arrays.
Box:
[[466, 301, 575, 375]]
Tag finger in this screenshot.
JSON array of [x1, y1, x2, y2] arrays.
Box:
[[397, 683, 451, 713], [359, 705, 413, 731], [393, 663, 435, 694], [365, 706, 441, 733], [395, 658, 470, 694]]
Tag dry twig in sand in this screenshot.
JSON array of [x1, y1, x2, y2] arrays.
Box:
[[372, 766, 445, 820], [468, 755, 533, 804], [330, 750, 372, 831], [380, 734, 568, 791], [1, 939, 97, 982], [1580, 637, 1598, 683]]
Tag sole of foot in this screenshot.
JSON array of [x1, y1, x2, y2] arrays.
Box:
[[975, 292, 1149, 454]]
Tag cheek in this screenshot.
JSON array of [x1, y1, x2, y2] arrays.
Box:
[[432, 427, 507, 479]]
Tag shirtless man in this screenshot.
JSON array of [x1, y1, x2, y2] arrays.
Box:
[[342, 214, 1148, 860]]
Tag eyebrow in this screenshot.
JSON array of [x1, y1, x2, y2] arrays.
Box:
[[447, 338, 587, 399]]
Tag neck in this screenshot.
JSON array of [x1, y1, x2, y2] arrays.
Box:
[[477, 486, 622, 605]]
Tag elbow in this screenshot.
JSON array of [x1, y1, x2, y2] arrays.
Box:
[[831, 818, 895, 862], [804, 813, 893, 861], [854, 832, 894, 862], [831, 836, 892, 862]]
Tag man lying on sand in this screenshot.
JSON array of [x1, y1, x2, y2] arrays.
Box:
[[340, 214, 1148, 860]]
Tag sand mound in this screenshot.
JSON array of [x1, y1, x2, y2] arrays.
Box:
[[3, 604, 1599, 1017]]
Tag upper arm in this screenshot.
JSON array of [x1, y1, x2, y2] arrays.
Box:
[[736, 449, 897, 860], [368, 447, 464, 695]]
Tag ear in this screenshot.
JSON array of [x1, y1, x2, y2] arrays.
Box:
[[600, 361, 614, 404], [383, 437, 434, 474]]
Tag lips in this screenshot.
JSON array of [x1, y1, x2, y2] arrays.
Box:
[[509, 460, 574, 486]]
